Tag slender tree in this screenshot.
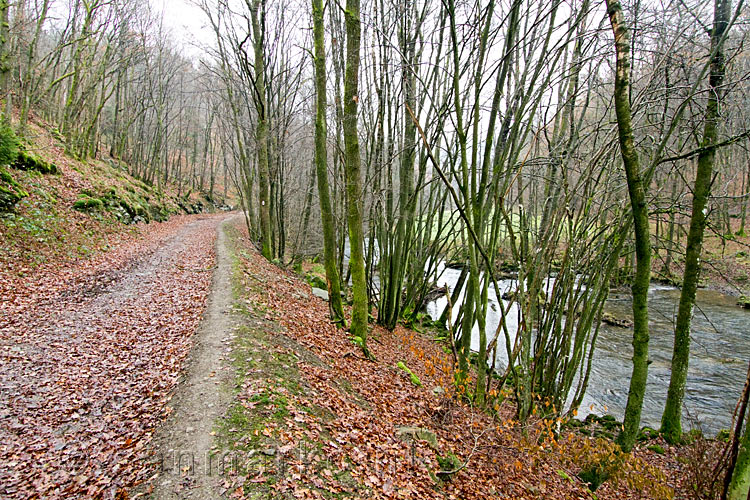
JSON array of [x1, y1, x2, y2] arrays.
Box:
[[661, 0, 737, 444], [249, 0, 273, 259], [0, 0, 10, 124], [312, 0, 346, 326], [342, 0, 370, 356], [726, 360, 750, 500], [607, 0, 653, 453]]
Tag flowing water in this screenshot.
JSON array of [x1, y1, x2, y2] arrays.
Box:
[[425, 264, 750, 435]]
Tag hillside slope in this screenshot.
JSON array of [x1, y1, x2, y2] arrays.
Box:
[[0, 119, 228, 278]]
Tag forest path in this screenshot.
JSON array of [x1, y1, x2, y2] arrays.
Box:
[[148, 216, 241, 499], [0, 213, 234, 498]]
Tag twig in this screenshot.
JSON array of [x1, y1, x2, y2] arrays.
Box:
[[437, 428, 487, 476], [343, 351, 374, 362]]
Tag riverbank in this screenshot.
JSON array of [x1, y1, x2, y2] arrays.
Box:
[[200, 218, 706, 499], [654, 217, 750, 300]]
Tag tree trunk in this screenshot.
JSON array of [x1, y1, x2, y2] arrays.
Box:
[[607, 0, 652, 453], [250, 0, 273, 260], [0, 0, 11, 123], [312, 0, 347, 326], [728, 414, 750, 500], [726, 360, 750, 500], [661, 0, 732, 444], [342, 0, 370, 355]]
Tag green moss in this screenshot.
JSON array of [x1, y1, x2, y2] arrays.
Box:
[[397, 361, 422, 387], [436, 452, 461, 480], [0, 125, 19, 166], [13, 149, 57, 174], [305, 273, 327, 289], [0, 168, 28, 211], [1, 169, 14, 185], [579, 465, 611, 491], [682, 428, 703, 445], [637, 426, 658, 442], [72, 196, 104, 211], [594, 429, 615, 440], [647, 444, 665, 454], [0, 183, 27, 211]]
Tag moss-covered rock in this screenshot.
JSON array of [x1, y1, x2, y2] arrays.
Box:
[[593, 429, 615, 440], [305, 273, 327, 290], [148, 203, 170, 222], [134, 202, 151, 222], [637, 426, 659, 442], [436, 452, 462, 480], [647, 444, 665, 454], [13, 149, 57, 174], [598, 414, 620, 431], [73, 196, 104, 212], [1, 169, 17, 185], [396, 426, 438, 450], [0, 183, 27, 211], [177, 198, 205, 215], [0, 125, 20, 166], [0, 168, 28, 212], [578, 464, 612, 491]]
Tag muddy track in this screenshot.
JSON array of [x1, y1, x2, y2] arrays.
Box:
[[0, 214, 230, 498], [147, 217, 239, 499]]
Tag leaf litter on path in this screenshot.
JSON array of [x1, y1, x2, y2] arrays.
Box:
[[0, 214, 226, 499]]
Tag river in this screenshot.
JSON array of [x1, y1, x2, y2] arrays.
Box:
[[425, 263, 750, 435]]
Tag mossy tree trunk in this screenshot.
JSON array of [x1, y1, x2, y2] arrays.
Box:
[[729, 414, 750, 500], [17, 0, 51, 135], [342, 0, 370, 355], [0, 0, 10, 124], [727, 360, 750, 500], [606, 0, 652, 453], [312, 0, 346, 327], [661, 0, 732, 445]]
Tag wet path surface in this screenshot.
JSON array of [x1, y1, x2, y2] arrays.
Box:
[[149, 217, 239, 499], [0, 215, 225, 498]]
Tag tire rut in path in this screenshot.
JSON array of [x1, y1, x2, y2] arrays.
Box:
[[148, 217, 239, 499]]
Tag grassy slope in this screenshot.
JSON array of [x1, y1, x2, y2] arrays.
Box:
[[0, 119, 223, 277]]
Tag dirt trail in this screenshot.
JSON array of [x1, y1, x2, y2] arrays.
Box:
[[148, 217, 239, 498], [0, 214, 229, 498]]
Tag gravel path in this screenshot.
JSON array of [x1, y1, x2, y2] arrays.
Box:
[[0, 214, 230, 498]]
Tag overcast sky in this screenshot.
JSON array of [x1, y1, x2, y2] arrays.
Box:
[[152, 0, 215, 60]]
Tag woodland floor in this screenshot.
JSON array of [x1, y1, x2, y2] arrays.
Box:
[[1, 213, 711, 499]]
